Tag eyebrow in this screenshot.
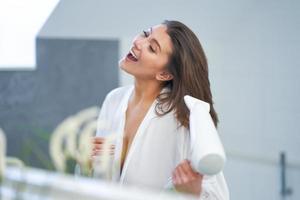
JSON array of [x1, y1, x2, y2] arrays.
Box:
[[150, 27, 161, 52]]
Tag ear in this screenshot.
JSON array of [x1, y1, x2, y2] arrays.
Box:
[[156, 71, 173, 81]]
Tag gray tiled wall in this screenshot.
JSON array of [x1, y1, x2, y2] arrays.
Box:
[[0, 37, 119, 168]]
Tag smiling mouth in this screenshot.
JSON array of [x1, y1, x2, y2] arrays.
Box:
[[126, 50, 138, 62]]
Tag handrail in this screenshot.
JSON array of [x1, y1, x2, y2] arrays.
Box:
[[226, 149, 300, 170], [1, 166, 196, 200]]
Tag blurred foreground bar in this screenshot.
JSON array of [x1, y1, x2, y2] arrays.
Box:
[[0, 167, 196, 200]]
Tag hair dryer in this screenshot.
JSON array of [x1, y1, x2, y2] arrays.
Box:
[[184, 95, 226, 175]]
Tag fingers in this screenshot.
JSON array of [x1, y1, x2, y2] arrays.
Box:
[[172, 168, 179, 185], [93, 137, 105, 144], [92, 146, 115, 155], [172, 159, 202, 185], [181, 160, 199, 179], [93, 137, 115, 149], [173, 161, 189, 184], [172, 159, 203, 196], [91, 137, 115, 158], [173, 165, 185, 185], [93, 143, 115, 150]]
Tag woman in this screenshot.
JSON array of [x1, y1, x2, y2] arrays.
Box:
[[92, 20, 229, 199]]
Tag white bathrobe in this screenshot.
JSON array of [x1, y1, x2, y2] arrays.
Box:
[[96, 85, 229, 200]]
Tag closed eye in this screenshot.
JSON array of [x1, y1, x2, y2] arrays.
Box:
[[143, 30, 149, 37], [142, 30, 155, 53], [149, 45, 155, 53]]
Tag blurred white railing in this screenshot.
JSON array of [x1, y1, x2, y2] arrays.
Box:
[[0, 166, 196, 200]]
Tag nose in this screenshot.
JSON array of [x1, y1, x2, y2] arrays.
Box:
[[133, 35, 147, 50], [133, 38, 142, 50]]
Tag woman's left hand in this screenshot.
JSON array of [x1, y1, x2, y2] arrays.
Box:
[[172, 159, 203, 197]]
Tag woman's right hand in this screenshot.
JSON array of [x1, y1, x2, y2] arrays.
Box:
[[91, 137, 115, 159]]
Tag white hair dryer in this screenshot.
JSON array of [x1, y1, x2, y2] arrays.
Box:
[[184, 95, 226, 175]]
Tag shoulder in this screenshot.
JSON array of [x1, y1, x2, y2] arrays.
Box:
[[103, 85, 133, 104]]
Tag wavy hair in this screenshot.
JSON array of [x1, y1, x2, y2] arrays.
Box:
[[156, 20, 219, 128]]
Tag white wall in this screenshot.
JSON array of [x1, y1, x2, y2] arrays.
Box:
[[0, 0, 59, 69], [39, 0, 300, 199]]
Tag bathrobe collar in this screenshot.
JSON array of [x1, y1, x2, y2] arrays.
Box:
[[112, 85, 169, 182]]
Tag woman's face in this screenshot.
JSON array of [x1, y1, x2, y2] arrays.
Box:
[[119, 24, 173, 81]]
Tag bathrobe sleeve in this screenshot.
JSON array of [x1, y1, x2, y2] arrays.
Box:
[[176, 128, 230, 200], [198, 172, 230, 200], [96, 89, 120, 137], [96, 94, 110, 137]]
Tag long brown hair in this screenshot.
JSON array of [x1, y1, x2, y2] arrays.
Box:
[[156, 20, 219, 128]]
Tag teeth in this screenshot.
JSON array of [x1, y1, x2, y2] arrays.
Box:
[[130, 49, 138, 60]]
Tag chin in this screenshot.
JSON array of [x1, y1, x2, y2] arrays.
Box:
[[119, 63, 132, 75], [119, 59, 133, 73], [119, 60, 127, 71], [118, 57, 125, 68]]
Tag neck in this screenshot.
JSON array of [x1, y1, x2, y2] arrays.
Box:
[[131, 79, 163, 105]]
